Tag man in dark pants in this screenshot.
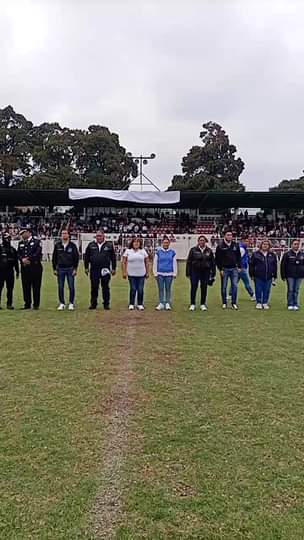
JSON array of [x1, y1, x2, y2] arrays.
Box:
[[215, 230, 242, 310], [0, 233, 19, 309], [17, 227, 43, 310], [84, 230, 116, 310], [52, 229, 79, 310]]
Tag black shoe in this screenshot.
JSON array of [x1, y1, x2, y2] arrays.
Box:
[[21, 306, 31, 310], [104, 305, 110, 310], [7, 305, 14, 310], [89, 305, 97, 310], [33, 306, 39, 310]]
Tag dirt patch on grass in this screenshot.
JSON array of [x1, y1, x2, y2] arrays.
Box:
[[90, 322, 136, 540]]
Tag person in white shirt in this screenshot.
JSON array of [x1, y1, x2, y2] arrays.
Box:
[[122, 237, 149, 310]]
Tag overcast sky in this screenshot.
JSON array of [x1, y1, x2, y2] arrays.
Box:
[[1, 0, 304, 191]]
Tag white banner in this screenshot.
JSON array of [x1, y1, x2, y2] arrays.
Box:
[[68, 189, 180, 205]]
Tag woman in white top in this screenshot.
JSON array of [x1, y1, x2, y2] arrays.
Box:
[[122, 237, 149, 310]]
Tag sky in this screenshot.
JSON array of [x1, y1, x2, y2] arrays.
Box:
[[1, 0, 304, 191]]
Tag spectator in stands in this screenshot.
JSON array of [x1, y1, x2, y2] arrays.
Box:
[[84, 230, 117, 310], [280, 238, 304, 310], [249, 239, 277, 310], [153, 236, 177, 311], [229, 235, 255, 302], [52, 229, 79, 311], [215, 230, 242, 310], [186, 236, 216, 311], [0, 233, 19, 309], [122, 237, 149, 311]]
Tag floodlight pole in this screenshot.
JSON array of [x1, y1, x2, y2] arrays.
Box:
[[127, 153, 160, 191]]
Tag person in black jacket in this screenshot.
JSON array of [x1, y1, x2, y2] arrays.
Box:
[[215, 230, 242, 310], [52, 229, 79, 310], [84, 230, 116, 310], [0, 233, 19, 309], [249, 239, 277, 310], [186, 236, 216, 311], [17, 227, 43, 310], [280, 239, 304, 310]]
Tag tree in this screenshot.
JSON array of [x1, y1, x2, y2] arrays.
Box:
[[270, 173, 304, 192], [0, 106, 137, 189], [0, 105, 33, 186], [168, 121, 245, 192]]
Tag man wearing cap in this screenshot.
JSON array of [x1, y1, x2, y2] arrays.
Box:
[[0, 233, 19, 309], [17, 227, 43, 310], [84, 230, 116, 310]]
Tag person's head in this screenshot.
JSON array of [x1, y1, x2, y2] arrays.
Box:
[[129, 237, 143, 250], [61, 229, 70, 242], [241, 235, 249, 247], [162, 236, 170, 250], [21, 228, 31, 241], [260, 239, 271, 252], [224, 230, 233, 243], [2, 233, 11, 247], [291, 239, 300, 251], [95, 230, 105, 244], [198, 235, 208, 248]]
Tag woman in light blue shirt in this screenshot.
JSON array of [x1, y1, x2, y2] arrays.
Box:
[[153, 236, 177, 310]]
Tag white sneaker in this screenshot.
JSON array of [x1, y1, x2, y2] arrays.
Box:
[[256, 303, 263, 310], [232, 304, 238, 310], [155, 303, 164, 311], [294, 306, 299, 311], [200, 305, 208, 311], [250, 295, 256, 302], [222, 304, 227, 309], [263, 304, 270, 310], [138, 305, 145, 311], [68, 303, 74, 311], [189, 304, 196, 311], [129, 304, 135, 310], [288, 306, 294, 311], [57, 303, 65, 311], [165, 303, 171, 310]]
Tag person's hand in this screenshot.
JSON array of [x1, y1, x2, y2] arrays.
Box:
[[53, 270, 58, 276], [73, 270, 77, 277], [85, 269, 89, 276], [220, 270, 224, 278], [237, 268, 242, 273], [146, 273, 149, 279], [122, 273, 127, 280], [111, 270, 116, 276]]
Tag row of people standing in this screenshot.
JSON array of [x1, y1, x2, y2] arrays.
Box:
[[1, 228, 304, 311]]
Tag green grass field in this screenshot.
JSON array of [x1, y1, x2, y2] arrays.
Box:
[[1, 263, 304, 539]]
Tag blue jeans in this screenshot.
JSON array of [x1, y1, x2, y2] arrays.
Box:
[[230, 269, 254, 297], [287, 277, 303, 307], [58, 267, 75, 304], [221, 268, 239, 305], [128, 276, 145, 306], [255, 278, 272, 305], [157, 275, 173, 304]]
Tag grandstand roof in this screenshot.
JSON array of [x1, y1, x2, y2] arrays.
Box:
[[0, 188, 303, 209]]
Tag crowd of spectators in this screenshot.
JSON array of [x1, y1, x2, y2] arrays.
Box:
[[1, 207, 304, 243]]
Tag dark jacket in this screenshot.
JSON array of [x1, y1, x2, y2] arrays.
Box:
[[84, 241, 117, 272], [17, 237, 42, 267], [280, 249, 304, 280], [186, 246, 216, 277], [249, 250, 277, 281], [0, 244, 19, 275], [52, 241, 79, 271], [215, 240, 242, 271]]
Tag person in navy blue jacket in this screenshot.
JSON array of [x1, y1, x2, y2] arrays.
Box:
[[280, 238, 304, 310], [153, 236, 177, 310], [249, 239, 277, 310]]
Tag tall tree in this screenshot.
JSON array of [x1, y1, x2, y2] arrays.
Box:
[[169, 121, 245, 191], [270, 173, 304, 192], [0, 105, 33, 186]]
